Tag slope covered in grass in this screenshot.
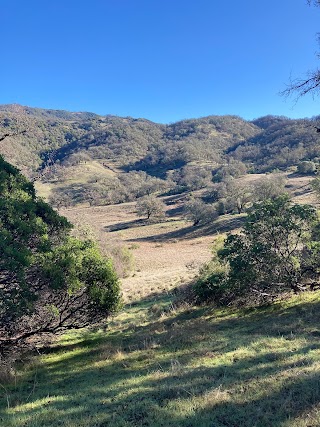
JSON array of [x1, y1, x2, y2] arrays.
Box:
[[2, 291, 320, 427]]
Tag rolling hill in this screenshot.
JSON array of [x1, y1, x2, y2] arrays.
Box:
[[0, 105, 319, 208]]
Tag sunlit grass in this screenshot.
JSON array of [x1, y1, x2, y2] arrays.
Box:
[[2, 291, 320, 426], [34, 160, 118, 202]]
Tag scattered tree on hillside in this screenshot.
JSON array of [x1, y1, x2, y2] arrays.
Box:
[[63, 152, 91, 166], [310, 176, 320, 198], [119, 171, 168, 197], [204, 182, 228, 203], [214, 160, 247, 182], [136, 195, 166, 221], [49, 191, 73, 208], [220, 179, 252, 214], [297, 161, 317, 174], [173, 165, 213, 191], [204, 179, 253, 215], [252, 174, 287, 201], [184, 199, 217, 226]]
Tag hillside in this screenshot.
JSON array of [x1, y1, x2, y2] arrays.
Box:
[[0, 105, 258, 172], [55, 171, 317, 305], [2, 164, 320, 426], [1, 105, 320, 208], [232, 116, 320, 172], [0, 105, 93, 176]]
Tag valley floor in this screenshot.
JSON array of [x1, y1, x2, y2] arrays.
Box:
[[59, 172, 318, 303], [60, 197, 220, 302]]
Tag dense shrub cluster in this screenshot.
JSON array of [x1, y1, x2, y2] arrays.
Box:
[[0, 156, 121, 354], [195, 196, 320, 305]]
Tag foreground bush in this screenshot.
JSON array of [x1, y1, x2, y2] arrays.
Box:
[[0, 156, 121, 354], [195, 195, 320, 305]]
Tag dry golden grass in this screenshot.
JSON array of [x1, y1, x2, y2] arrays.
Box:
[[1, 172, 318, 427], [57, 171, 319, 303], [240, 172, 318, 206], [61, 200, 216, 302], [35, 160, 123, 200]]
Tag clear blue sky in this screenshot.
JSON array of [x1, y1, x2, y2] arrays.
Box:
[[1, 0, 320, 123]]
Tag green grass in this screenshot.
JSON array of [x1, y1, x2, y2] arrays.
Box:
[[2, 291, 320, 426]]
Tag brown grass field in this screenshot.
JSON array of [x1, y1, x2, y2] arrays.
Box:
[[59, 172, 318, 303], [60, 197, 217, 302]]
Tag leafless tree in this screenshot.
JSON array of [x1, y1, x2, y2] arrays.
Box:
[[281, 1, 320, 99]]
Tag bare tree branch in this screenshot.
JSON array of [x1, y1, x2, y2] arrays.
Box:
[[281, 69, 320, 100], [281, 1, 320, 99]]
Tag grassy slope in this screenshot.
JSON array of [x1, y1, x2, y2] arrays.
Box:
[[59, 195, 245, 302], [34, 160, 119, 200], [2, 291, 320, 427], [2, 169, 320, 427]]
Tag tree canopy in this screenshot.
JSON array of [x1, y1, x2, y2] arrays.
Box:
[[0, 155, 121, 353], [136, 195, 166, 221]]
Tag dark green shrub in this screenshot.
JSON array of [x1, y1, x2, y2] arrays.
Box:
[[195, 196, 320, 305], [0, 155, 121, 353]]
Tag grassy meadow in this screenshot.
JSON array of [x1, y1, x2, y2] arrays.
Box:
[[2, 291, 320, 426]]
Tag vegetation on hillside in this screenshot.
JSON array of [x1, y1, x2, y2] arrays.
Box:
[[231, 117, 320, 172], [0, 155, 121, 355], [1, 105, 320, 211], [3, 1, 320, 424], [2, 105, 320, 425]]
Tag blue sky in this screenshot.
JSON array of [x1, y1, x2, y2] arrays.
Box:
[[1, 0, 320, 123]]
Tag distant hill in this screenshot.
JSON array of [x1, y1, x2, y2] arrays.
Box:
[[0, 105, 258, 170], [233, 115, 320, 172], [0, 104, 319, 205], [0, 105, 92, 175], [0, 104, 99, 121]]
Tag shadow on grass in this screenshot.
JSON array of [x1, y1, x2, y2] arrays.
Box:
[[123, 215, 245, 243], [165, 205, 184, 217], [105, 218, 146, 232], [3, 292, 320, 426]]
